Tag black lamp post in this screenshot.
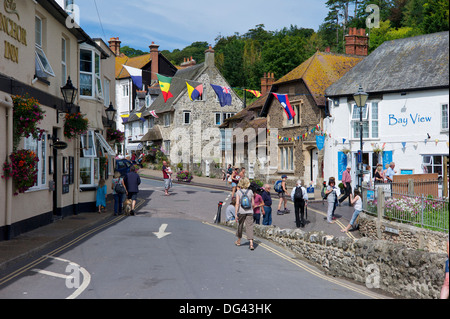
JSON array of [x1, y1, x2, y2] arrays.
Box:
[[61, 76, 78, 110], [105, 102, 117, 127], [353, 85, 369, 190]]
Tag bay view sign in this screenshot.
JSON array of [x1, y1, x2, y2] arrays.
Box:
[[388, 113, 432, 127], [0, 0, 27, 64]]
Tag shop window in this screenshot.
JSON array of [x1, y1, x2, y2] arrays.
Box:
[[24, 135, 47, 189]]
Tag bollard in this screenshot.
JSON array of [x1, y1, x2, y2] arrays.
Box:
[[215, 202, 224, 224]]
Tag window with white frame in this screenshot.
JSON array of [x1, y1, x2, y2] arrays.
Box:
[[351, 102, 379, 139], [80, 131, 98, 186], [35, 16, 55, 78], [164, 113, 171, 127], [422, 155, 449, 181], [183, 111, 191, 125], [24, 135, 47, 189], [215, 112, 222, 125], [148, 117, 154, 129], [103, 78, 110, 107], [163, 140, 171, 155], [442, 103, 449, 131], [285, 103, 301, 126], [279, 146, 294, 171], [79, 46, 103, 98], [61, 38, 67, 85], [122, 84, 129, 97]]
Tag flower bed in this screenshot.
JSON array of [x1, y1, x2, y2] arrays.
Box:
[[176, 170, 193, 182], [2, 150, 39, 195]]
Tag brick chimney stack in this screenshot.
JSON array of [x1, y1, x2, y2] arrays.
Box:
[[108, 37, 121, 56], [261, 72, 275, 96], [205, 45, 215, 68], [149, 41, 160, 83], [345, 28, 369, 56], [179, 56, 196, 69]]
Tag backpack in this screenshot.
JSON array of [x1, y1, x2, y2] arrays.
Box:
[[321, 186, 328, 199], [240, 189, 252, 210], [294, 186, 304, 201], [274, 180, 283, 193], [114, 178, 126, 194]]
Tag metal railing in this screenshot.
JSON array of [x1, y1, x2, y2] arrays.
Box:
[[363, 184, 449, 233]]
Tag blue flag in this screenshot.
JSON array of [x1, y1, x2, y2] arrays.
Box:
[[210, 84, 232, 107]]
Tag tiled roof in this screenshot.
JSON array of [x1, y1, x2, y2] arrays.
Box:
[[115, 54, 152, 79], [275, 51, 363, 106]]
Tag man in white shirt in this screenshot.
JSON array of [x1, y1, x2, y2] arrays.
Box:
[[386, 162, 397, 182], [291, 180, 308, 228]]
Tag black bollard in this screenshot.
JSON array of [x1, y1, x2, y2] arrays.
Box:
[[215, 202, 224, 224]]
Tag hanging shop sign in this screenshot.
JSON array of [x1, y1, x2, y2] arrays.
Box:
[[53, 141, 68, 150]]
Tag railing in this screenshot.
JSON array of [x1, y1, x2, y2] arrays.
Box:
[[363, 183, 449, 233]]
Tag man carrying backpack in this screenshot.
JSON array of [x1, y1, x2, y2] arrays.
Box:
[[275, 175, 289, 215], [290, 180, 308, 228], [234, 177, 255, 251]]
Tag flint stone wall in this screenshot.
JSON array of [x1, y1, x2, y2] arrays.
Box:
[[224, 221, 447, 299]]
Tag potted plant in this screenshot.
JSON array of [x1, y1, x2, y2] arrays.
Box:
[[2, 149, 39, 195], [64, 112, 89, 140], [11, 95, 46, 150], [176, 170, 193, 182]]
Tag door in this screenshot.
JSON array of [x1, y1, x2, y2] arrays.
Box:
[[311, 148, 319, 185]]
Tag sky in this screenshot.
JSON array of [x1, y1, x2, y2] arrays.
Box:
[[73, 0, 330, 52]]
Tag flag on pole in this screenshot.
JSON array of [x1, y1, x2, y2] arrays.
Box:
[[210, 84, 232, 107], [273, 93, 296, 121], [157, 74, 174, 102], [123, 65, 143, 89], [245, 89, 261, 98], [186, 82, 203, 101], [120, 114, 130, 123], [149, 110, 158, 118]]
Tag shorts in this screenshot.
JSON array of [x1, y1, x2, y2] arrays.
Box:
[[278, 191, 286, 199], [164, 178, 171, 189], [231, 182, 237, 187], [127, 192, 138, 200]]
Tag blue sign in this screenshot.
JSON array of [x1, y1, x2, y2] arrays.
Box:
[[316, 135, 325, 151], [338, 152, 348, 180], [357, 150, 362, 163], [382, 151, 393, 169]]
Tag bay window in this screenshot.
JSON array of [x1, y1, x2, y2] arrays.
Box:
[[80, 46, 103, 98]]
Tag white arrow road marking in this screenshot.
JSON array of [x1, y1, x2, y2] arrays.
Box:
[[153, 224, 171, 239]]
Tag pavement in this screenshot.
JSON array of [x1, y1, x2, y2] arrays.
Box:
[[0, 167, 357, 272]]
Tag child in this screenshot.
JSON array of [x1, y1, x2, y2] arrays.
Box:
[[96, 178, 107, 214], [341, 189, 362, 232], [325, 177, 337, 223]]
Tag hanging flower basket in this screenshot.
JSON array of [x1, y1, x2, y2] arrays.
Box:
[[11, 95, 46, 150], [2, 150, 39, 195], [64, 112, 89, 139], [106, 128, 125, 144], [176, 170, 193, 182], [341, 148, 351, 155]]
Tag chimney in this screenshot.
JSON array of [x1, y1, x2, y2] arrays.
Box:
[[345, 27, 368, 56], [261, 72, 275, 96], [149, 41, 160, 83], [205, 45, 215, 68], [108, 37, 121, 56], [179, 56, 196, 69]]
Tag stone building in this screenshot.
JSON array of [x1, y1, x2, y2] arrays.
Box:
[[260, 49, 364, 190], [126, 46, 243, 174]]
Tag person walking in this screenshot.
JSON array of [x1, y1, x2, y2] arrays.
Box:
[[385, 162, 397, 183], [341, 189, 362, 233], [234, 178, 255, 250], [261, 184, 273, 226], [230, 168, 240, 198], [162, 161, 171, 196], [277, 175, 289, 215], [124, 165, 141, 215], [291, 180, 308, 228], [96, 178, 107, 214], [339, 165, 352, 206], [252, 184, 264, 225], [374, 164, 384, 183], [325, 177, 337, 224], [111, 171, 127, 216]]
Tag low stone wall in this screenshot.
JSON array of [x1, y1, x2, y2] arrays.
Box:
[[224, 222, 447, 299], [358, 212, 448, 254]]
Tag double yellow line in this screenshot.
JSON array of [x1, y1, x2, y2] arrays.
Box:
[[306, 206, 357, 240], [0, 215, 125, 287], [204, 221, 384, 299]]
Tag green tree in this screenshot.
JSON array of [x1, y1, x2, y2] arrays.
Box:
[[421, 0, 449, 33]]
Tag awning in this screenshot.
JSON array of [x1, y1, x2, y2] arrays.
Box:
[[127, 142, 143, 151], [95, 132, 116, 156]]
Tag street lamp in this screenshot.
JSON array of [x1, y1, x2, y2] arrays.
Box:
[[61, 76, 78, 109], [105, 102, 117, 127], [353, 85, 368, 190]]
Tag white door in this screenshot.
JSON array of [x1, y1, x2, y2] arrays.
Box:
[[312, 148, 319, 185]]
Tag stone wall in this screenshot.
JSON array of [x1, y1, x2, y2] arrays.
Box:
[[224, 222, 447, 299], [358, 212, 448, 254]]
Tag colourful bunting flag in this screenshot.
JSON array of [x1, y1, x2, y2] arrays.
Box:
[[186, 82, 203, 101], [211, 84, 232, 107], [157, 74, 174, 102], [245, 89, 261, 98], [149, 110, 158, 118], [123, 65, 143, 89], [273, 93, 296, 121]]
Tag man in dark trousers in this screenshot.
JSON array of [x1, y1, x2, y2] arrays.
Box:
[[339, 165, 352, 206], [124, 165, 141, 215], [290, 180, 308, 228]]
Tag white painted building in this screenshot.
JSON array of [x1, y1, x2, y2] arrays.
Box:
[[324, 32, 449, 190]]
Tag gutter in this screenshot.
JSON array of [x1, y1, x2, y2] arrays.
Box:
[[0, 93, 13, 240]]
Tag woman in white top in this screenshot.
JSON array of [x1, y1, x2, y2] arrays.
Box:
[[341, 189, 362, 233]]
